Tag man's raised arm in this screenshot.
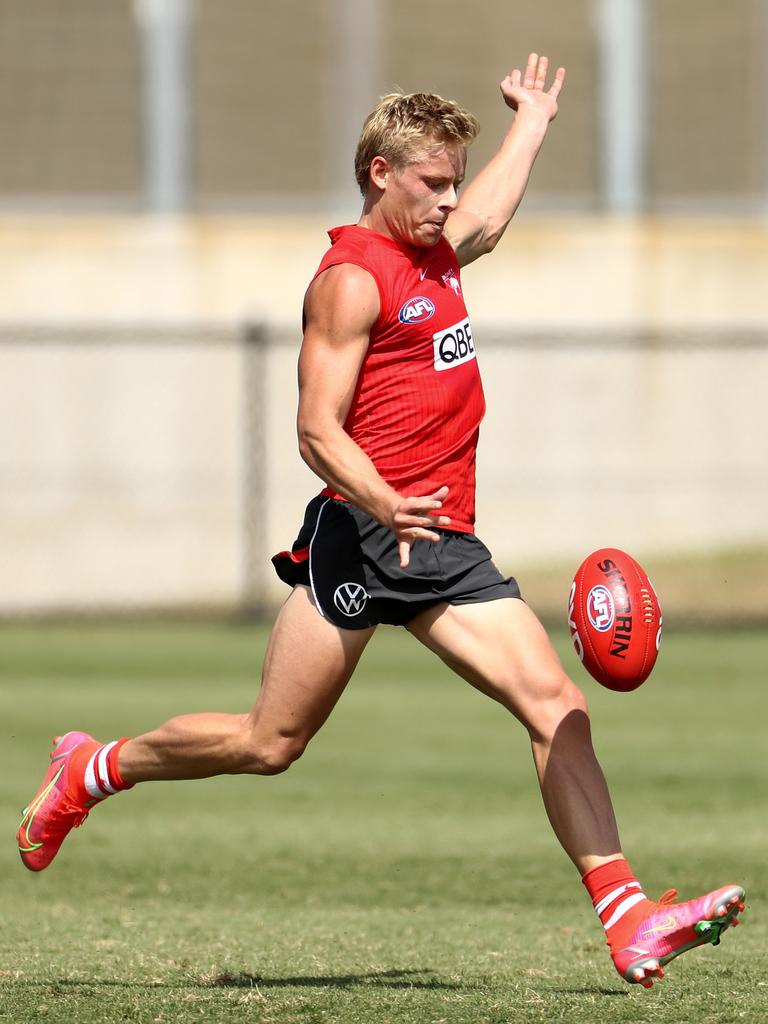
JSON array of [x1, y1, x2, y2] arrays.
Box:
[[444, 53, 565, 267]]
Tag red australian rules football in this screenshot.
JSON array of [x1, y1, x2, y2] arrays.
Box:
[[568, 548, 662, 692]]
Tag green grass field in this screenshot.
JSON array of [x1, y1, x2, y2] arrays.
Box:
[[1, 623, 765, 1024]]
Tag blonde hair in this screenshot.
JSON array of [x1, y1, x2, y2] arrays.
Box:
[[354, 92, 479, 195]]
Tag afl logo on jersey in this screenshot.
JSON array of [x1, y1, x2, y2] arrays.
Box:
[[399, 296, 436, 324]]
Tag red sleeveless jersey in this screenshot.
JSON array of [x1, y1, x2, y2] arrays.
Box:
[[309, 224, 486, 533]]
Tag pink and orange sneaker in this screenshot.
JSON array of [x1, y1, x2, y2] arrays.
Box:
[[613, 885, 746, 988], [17, 731, 100, 872]]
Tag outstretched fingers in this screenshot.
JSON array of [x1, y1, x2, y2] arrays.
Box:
[[398, 524, 443, 568], [399, 539, 412, 569], [548, 65, 566, 99], [398, 497, 450, 528], [393, 486, 451, 568], [523, 52, 538, 90], [508, 55, 565, 97], [534, 55, 549, 91]]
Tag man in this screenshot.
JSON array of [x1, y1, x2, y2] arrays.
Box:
[[18, 54, 744, 988]]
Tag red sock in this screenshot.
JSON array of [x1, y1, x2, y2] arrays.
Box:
[[582, 858, 656, 954], [68, 738, 134, 805]]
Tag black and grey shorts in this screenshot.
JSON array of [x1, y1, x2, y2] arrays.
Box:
[[272, 495, 522, 630]]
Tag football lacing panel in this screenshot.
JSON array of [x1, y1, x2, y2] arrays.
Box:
[[639, 587, 655, 624]]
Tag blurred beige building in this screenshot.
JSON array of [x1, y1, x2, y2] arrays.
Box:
[[1, 0, 767, 210], [0, 0, 766, 616]]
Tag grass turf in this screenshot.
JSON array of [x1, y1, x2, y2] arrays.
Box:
[[0, 622, 765, 1023]]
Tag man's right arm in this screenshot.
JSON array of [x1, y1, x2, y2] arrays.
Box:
[[298, 263, 449, 567]]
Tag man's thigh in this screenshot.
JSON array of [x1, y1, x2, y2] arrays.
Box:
[[406, 597, 574, 724], [247, 585, 376, 746]]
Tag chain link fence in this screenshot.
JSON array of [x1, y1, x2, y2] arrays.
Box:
[[2, 321, 766, 621]]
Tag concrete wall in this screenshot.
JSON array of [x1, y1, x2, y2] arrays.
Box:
[[1, 217, 767, 613], [0, 327, 244, 612], [5, 215, 768, 328]]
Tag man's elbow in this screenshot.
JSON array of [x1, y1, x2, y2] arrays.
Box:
[[462, 215, 504, 259], [479, 218, 510, 254], [297, 418, 332, 472], [297, 425, 317, 468], [460, 231, 501, 267], [477, 233, 500, 256]]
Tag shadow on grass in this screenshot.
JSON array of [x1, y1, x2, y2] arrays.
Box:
[[550, 986, 629, 997], [19, 968, 469, 993], [207, 968, 468, 991]]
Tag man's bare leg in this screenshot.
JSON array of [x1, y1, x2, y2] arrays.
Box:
[[120, 586, 376, 782], [406, 597, 746, 987], [18, 586, 374, 872], [406, 597, 621, 875]]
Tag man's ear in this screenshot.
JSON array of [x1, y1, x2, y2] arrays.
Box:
[[369, 155, 390, 192]]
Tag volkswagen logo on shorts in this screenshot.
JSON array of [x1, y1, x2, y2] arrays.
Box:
[[398, 296, 435, 324], [333, 582, 370, 617], [587, 584, 615, 632]]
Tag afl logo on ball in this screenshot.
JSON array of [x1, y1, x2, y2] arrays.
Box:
[[333, 582, 369, 617], [399, 296, 435, 324], [587, 585, 615, 632]]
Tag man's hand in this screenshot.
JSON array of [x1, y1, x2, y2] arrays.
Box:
[[500, 53, 565, 124], [389, 485, 451, 568]]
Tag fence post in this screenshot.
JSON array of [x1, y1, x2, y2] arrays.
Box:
[[240, 321, 269, 618]]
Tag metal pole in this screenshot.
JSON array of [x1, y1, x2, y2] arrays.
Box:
[[596, 0, 648, 213], [755, 0, 768, 216], [329, 0, 382, 211], [135, 0, 192, 212]]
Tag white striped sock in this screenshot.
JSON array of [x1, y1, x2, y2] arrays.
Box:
[[603, 891, 647, 931], [594, 881, 641, 918], [96, 741, 118, 794], [84, 741, 119, 799], [84, 750, 106, 799]]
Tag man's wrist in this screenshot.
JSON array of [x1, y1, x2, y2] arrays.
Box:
[[371, 487, 403, 529], [510, 106, 550, 141], [335, 482, 401, 529]]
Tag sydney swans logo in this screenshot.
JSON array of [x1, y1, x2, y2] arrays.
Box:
[[333, 582, 369, 617]]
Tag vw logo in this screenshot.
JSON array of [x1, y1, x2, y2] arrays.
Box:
[[333, 582, 370, 617]]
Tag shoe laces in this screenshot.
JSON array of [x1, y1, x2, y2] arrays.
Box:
[[657, 888, 679, 907], [49, 797, 91, 834]]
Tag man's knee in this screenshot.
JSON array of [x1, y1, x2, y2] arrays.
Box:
[[521, 669, 589, 743], [242, 733, 308, 776]]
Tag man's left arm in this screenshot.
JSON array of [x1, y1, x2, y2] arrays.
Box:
[[444, 53, 565, 267]]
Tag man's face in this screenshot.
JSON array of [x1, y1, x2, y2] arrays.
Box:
[[377, 142, 467, 247]]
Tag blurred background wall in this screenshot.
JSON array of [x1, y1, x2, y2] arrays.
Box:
[[0, 0, 766, 622]]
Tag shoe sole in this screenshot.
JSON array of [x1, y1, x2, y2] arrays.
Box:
[[624, 886, 746, 988]]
